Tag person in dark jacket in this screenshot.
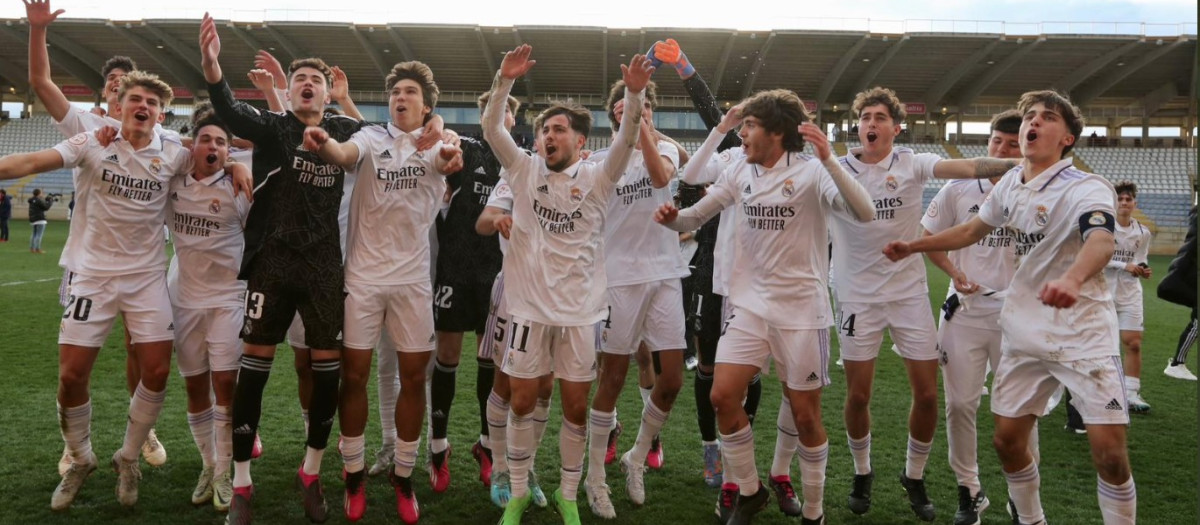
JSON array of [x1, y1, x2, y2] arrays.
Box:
[[0, 188, 11, 242], [28, 188, 53, 253], [1161, 205, 1197, 380]]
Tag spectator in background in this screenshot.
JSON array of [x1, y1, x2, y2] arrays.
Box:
[[28, 188, 53, 254], [1161, 205, 1198, 380], [0, 188, 11, 242]]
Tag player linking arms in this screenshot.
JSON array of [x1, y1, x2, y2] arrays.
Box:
[[884, 90, 1135, 525], [656, 92, 872, 525]]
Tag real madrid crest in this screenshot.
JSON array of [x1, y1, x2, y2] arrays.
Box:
[[781, 179, 795, 197], [1088, 211, 1107, 226], [569, 187, 583, 204], [885, 175, 898, 192], [210, 199, 222, 214], [150, 158, 162, 174], [1035, 205, 1049, 226]]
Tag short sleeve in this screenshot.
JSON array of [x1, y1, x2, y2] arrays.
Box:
[[656, 140, 680, 172], [54, 106, 110, 137], [1072, 179, 1117, 240], [920, 183, 957, 234], [52, 133, 94, 169], [976, 176, 1010, 228], [486, 175, 514, 212], [913, 152, 942, 183]]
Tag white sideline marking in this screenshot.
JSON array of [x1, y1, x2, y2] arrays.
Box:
[[0, 277, 58, 287]]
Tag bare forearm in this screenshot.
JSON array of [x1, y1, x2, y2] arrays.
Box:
[[317, 139, 358, 169], [909, 218, 991, 253], [476, 207, 506, 235], [337, 95, 364, 121], [1063, 231, 1116, 286], [973, 157, 1018, 179], [28, 25, 70, 121]]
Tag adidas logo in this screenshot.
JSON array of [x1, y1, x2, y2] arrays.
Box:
[[743, 185, 751, 195], [233, 424, 254, 435], [537, 185, 549, 194], [167, 322, 174, 331], [380, 149, 392, 159], [474, 166, 486, 175], [1105, 398, 1123, 411], [967, 204, 980, 214], [104, 154, 119, 163], [432, 410, 445, 419], [806, 372, 819, 382]]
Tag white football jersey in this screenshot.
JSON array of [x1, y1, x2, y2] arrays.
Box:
[[921, 178, 1016, 328], [485, 175, 514, 256], [830, 147, 940, 303], [600, 141, 687, 287], [54, 131, 191, 276], [343, 123, 446, 285], [697, 150, 843, 330], [977, 159, 1119, 360], [53, 105, 177, 140], [166, 170, 251, 308], [1106, 218, 1151, 305]]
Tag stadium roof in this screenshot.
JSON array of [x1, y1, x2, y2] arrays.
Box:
[[0, 17, 1195, 125]]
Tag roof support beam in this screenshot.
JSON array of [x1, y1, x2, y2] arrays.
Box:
[[384, 26, 415, 62], [226, 23, 267, 54], [141, 22, 206, 81], [475, 27, 497, 80], [923, 38, 1000, 107], [262, 24, 307, 63], [711, 32, 737, 95], [1074, 38, 1189, 106], [1053, 39, 1143, 93], [0, 55, 30, 93], [849, 35, 908, 98], [740, 31, 776, 100], [1138, 81, 1179, 117], [0, 24, 102, 93], [350, 25, 391, 77], [109, 23, 206, 97], [511, 28, 535, 102], [817, 34, 869, 107], [955, 37, 1044, 107], [600, 29, 608, 95]]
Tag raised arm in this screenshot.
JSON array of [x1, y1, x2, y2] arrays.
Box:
[[303, 126, 360, 169], [254, 50, 287, 90], [329, 66, 365, 122], [600, 55, 653, 182], [682, 105, 742, 185], [652, 39, 741, 152], [483, 45, 535, 169], [0, 149, 65, 180], [201, 14, 274, 145], [25, 0, 71, 122], [638, 112, 674, 188], [800, 122, 873, 222], [247, 69, 285, 113]]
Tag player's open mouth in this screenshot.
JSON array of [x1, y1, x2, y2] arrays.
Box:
[[206, 153, 218, 165], [301, 89, 315, 100], [866, 131, 878, 143], [396, 106, 407, 114], [1026, 130, 1038, 143], [545, 145, 557, 156], [134, 112, 149, 122]]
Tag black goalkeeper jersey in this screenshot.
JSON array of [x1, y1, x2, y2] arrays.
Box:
[[207, 79, 363, 277], [435, 136, 505, 284]]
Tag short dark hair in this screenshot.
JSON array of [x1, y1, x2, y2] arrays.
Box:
[[385, 61, 440, 119], [192, 113, 231, 143], [537, 101, 592, 139], [478, 91, 519, 117], [32, 188, 42, 196], [1114, 180, 1138, 198], [990, 109, 1022, 135], [101, 56, 136, 79], [288, 58, 333, 86], [1016, 90, 1085, 157], [606, 79, 657, 130], [191, 101, 215, 126], [740, 89, 812, 152], [853, 86, 905, 123]]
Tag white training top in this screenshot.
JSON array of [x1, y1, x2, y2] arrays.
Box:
[[678, 147, 848, 329], [977, 159, 1119, 360], [1105, 218, 1151, 306], [596, 141, 688, 287], [831, 146, 941, 303], [921, 178, 1016, 329], [54, 130, 192, 276], [483, 76, 643, 326], [166, 169, 252, 308], [485, 175, 514, 256], [343, 123, 447, 285]]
